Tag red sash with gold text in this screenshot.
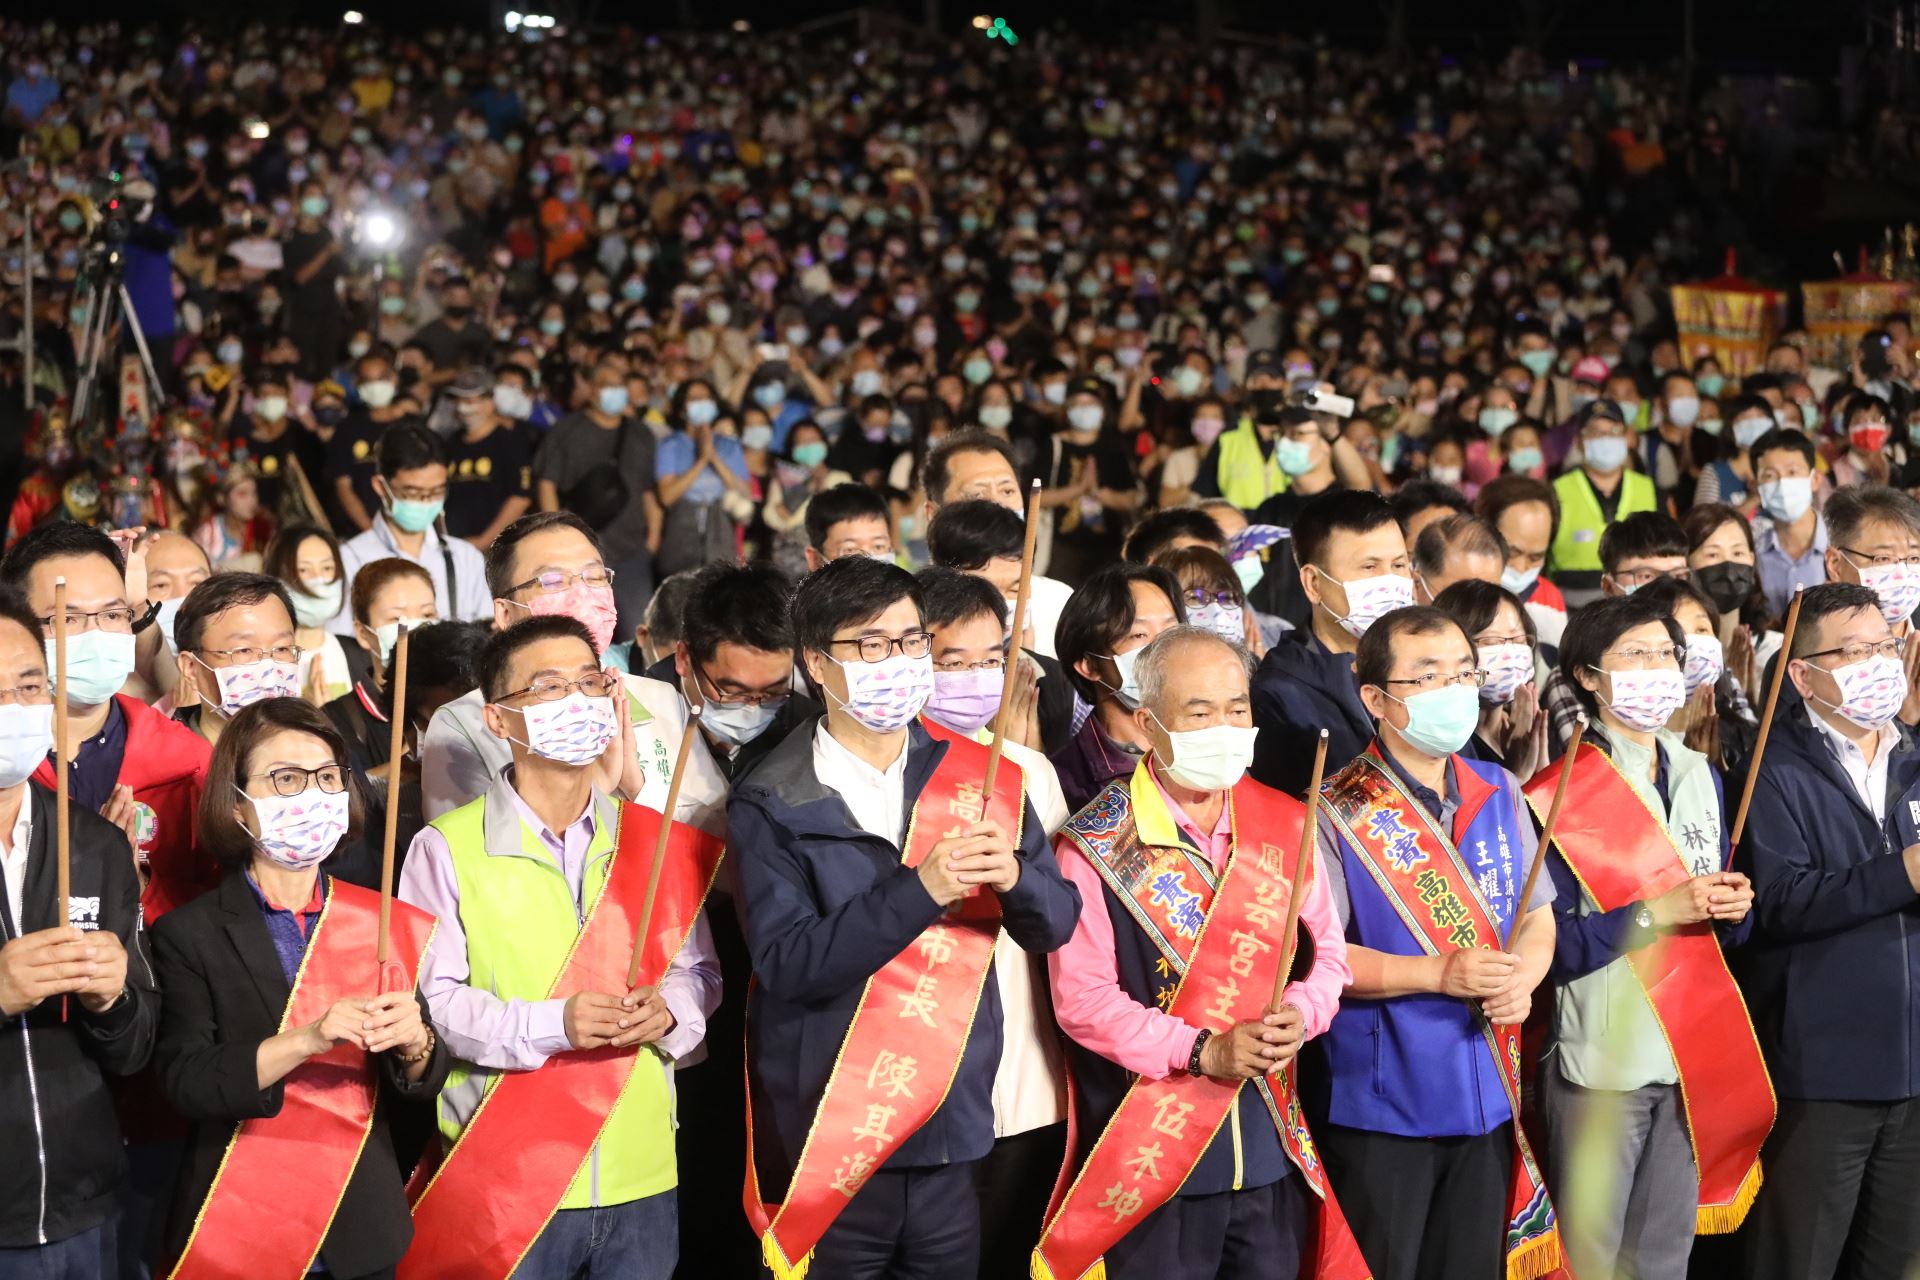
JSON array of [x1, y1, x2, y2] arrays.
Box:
[[1323, 751, 1565, 1280], [744, 723, 1022, 1279], [399, 802, 724, 1280], [168, 880, 435, 1280], [1524, 743, 1775, 1232], [1033, 772, 1371, 1280]]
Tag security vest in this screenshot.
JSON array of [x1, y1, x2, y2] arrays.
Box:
[[1550, 468, 1656, 576], [1215, 417, 1289, 511]]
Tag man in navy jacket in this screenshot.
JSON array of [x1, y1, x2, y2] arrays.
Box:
[[1250, 491, 1411, 796], [1739, 582, 1920, 1279], [730, 556, 1079, 1279]]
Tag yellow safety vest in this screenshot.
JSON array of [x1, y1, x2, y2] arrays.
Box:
[[1549, 469, 1657, 575], [1215, 417, 1289, 511]]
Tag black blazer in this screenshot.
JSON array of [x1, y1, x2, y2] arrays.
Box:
[[151, 870, 450, 1277]]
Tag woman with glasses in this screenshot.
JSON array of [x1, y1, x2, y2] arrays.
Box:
[[1636, 576, 1761, 774], [1433, 578, 1548, 778], [152, 697, 447, 1279], [1152, 544, 1264, 658], [263, 522, 355, 705], [1538, 593, 1764, 1280]]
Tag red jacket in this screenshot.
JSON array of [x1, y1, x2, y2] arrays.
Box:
[[32, 693, 213, 925]]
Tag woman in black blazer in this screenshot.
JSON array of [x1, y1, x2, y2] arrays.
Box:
[[152, 697, 449, 1280]]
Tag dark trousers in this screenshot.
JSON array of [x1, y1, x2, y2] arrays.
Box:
[[785, 1162, 980, 1280], [1319, 1122, 1511, 1280], [1743, 1096, 1920, 1280], [1104, 1175, 1307, 1280], [973, 1123, 1066, 1279], [0, 1217, 118, 1280], [513, 1193, 677, 1280]]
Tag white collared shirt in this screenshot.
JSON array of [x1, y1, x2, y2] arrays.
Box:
[[1, 792, 34, 931], [1810, 710, 1898, 822], [812, 721, 909, 847]]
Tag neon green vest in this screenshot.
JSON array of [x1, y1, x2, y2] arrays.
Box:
[[431, 792, 677, 1208], [1215, 417, 1289, 511], [1549, 468, 1657, 575]]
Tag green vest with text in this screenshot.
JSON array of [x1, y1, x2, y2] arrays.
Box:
[[1216, 417, 1289, 511], [1550, 468, 1657, 576]]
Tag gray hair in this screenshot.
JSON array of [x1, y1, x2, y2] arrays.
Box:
[[1825, 484, 1920, 551], [1135, 625, 1255, 714]]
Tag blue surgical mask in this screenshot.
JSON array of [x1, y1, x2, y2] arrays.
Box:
[[752, 382, 786, 409], [1275, 438, 1316, 476], [1233, 554, 1265, 595], [1501, 564, 1540, 596], [685, 398, 718, 427], [1583, 435, 1630, 473], [598, 386, 631, 415], [1732, 417, 1771, 450], [46, 630, 136, 706], [1759, 475, 1813, 524], [1479, 407, 1518, 436], [1507, 446, 1544, 472], [792, 441, 829, 468], [1386, 681, 1480, 757], [701, 696, 782, 747], [388, 496, 444, 533]]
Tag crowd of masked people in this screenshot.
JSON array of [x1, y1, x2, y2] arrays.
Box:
[[0, 13, 1917, 1280]]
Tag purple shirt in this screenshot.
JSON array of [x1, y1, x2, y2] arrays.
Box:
[[1050, 713, 1144, 815], [398, 773, 720, 1072]]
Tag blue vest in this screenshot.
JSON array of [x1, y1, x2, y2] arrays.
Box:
[[1063, 782, 1289, 1196], [1322, 755, 1526, 1139]]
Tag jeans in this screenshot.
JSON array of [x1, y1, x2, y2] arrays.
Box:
[[512, 1193, 677, 1280], [0, 1217, 118, 1280]]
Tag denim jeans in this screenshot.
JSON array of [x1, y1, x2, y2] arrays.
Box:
[[0, 1217, 118, 1280], [512, 1192, 677, 1280]]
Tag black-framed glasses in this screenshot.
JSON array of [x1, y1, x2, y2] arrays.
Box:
[[199, 644, 304, 666], [247, 764, 347, 797], [506, 566, 617, 597], [1803, 636, 1907, 666], [1384, 669, 1488, 692], [497, 671, 622, 703], [828, 631, 933, 664], [1838, 546, 1920, 570], [694, 662, 790, 709], [388, 484, 448, 502], [39, 606, 137, 634]]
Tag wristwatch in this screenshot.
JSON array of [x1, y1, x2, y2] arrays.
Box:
[[1634, 903, 1655, 932], [1188, 1028, 1213, 1078]]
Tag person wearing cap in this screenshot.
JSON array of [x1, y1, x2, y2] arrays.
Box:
[[1548, 400, 1657, 603], [1544, 356, 1615, 468], [442, 368, 536, 552], [1194, 350, 1294, 512], [1036, 377, 1138, 586]]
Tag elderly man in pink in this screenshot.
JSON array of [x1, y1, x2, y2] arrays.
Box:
[[1036, 626, 1353, 1280]]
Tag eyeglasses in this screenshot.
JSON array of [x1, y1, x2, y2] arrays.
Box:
[[933, 654, 1005, 673], [0, 681, 49, 707], [498, 671, 622, 703], [694, 662, 790, 708], [1610, 566, 1690, 587], [1183, 588, 1238, 609], [199, 644, 303, 666], [1839, 547, 1920, 570], [1803, 636, 1907, 666], [1476, 633, 1530, 649], [38, 606, 137, 634], [247, 764, 347, 797], [505, 566, 617, 597], [389, 484, 448, 502], [827, 631, 933, 664], [1601, 644, 1685, 668], [1384, 669, 1488, 692]]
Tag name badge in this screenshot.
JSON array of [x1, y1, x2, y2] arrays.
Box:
[[1573, 529, 1596, 543]]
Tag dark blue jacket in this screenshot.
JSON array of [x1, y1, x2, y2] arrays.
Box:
[[730, 717, 1081, 1181], [1250, 630, 1373, 798], [1738, 706, 1920, 1102]]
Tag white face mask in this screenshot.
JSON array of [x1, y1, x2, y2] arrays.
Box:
[[1096, 645, 1146, 708], [1152, 714, 1259, 793], [500, 693, 619, 766], [1758, 475, 1813, 524], [0, 703, 54, 789], [293, 578, 342, 627], [1314, 568, 1414, 639]]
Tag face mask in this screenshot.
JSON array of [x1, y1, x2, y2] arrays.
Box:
[[1041, 381, 1067, 406], [1479, 407, 1518, 437], [852, 370, 885, 398], [1505, 446, 1544, 474], [1479, 643, 1534, 706], [1172, 367, 1207, 398], [752, 382, 786, 410], [255, 395, 289, 423], [1498, 565, 1541, 599], [1852, 558, 1920, 627], [1190, 416, 1226, 448], [1067, 405, 1103, 432], [240, 785, 349, 870], [1851, 422, 1892, 455], [47, 630, 136, 706], [299, 195, 328, 218], [700, 694, 782, 748], [1666, 396, 1700, 428], [494, 385, 532, 418], [1683, 634, 1724, 692], [925, 668, 1003, 735], [1732, 416, 1771, 450], [0, 703, 54, 789], [1316, 568, 1414, 639], [219, 341, 245, 365], [1518, 349, 1555, 377], [598, 386, 631, 415], [742, 424, 774, 452], [978, 405, 1012, 431], [1583, 435, 1630, 473], [963, 358, 993, 386], [360, 380, 397, 409], [1758, 476, 1813, 524], [1810, 653, 1905, 730], [366, 620, 422, 664], [1683, 563, 1751, 618], [516, 582, 619, 654], [1096, 645, 1146, 709], [1153, 715, 1259, 792], [502, 693, 618, 766], [1429, 464, 1464, 487], [1595, 666, 1687, 732], [822, 651, 933, 733], [195, 655, 300, 716], [1385, 682, 1480, 757], [292, 579, 342, 627], [1275, 438, 1316, 476], [387, 494, 444, 533], [1192, 602, 1246, 645]]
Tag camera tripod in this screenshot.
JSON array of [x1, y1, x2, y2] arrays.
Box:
[[70, 240, 164, 433]]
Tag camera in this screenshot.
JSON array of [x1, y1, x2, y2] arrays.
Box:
[[1298, 387, 1356, 419]]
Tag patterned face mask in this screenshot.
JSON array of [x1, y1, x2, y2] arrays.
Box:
[[196, 656, 300, 716], [1478, 643, 1534, 706], [1594, 667, 1686, 732], [239, 785, 349, 871], [824, 652, 934, 733], [1683, 634, 1725, 692], [500, 693, 619, 766], [1810, 653, 1905, 730]]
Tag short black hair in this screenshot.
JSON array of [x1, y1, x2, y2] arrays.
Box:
[[1791, 582, 1885, 659], [1558, 595, 1685, 719], [476, 615, 598, 703], [1750, 426, 1817, 472], [0, 520, 125, 591], [804, 483, 891, 553], [1355, 605, 1471, 692], [1825, 484, 1920, 550], [1056, 563, 1186, 703], [485, 511, 603, 598], [682, 562, 796, 664], [0, 584, 46, 656], [1433, 579, 1536, 648], [1122, 507, 1226, 564], [1475, 473, 1560, 545], [175, 572, 297, 656], [915, 565, 1007, 632], [927, 499, 1023, 571], [643, 570, 703, 652], [407, 619, 488, 695], [923, 429, 1017, 506], [1600, 511, 1687, 574], [377, 422, 447, 478], [1636, 574, 1722, 633], [1412, 514, 1506, 579], [1388, 479, 1470, 533], [790, 555, 924, 695], [1293, 489, 1399, 573]]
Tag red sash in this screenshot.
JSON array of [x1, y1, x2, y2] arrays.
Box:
[[744, 723, 1022, 1279], [399, 801, 724, 1280], [1034, 772, 1370, 1280], [1523, 743, 1775, 1232], [1322, 751, 1565, 1280], [168, 880, 435, 1280]]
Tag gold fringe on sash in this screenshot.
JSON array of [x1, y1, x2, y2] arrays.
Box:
[[1506, 1230, 1564, 1280], [1029, 1254, 1103, 1280], [1696, 1159, 1763, 1235], [762, 1233, 812, 1280]]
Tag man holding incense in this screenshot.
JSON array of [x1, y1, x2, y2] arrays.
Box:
[[1312, 604, 1562, 1280], [1036, 625, 1359, 1280], [397, 616, 723, 1278], [730, 555, 1078, 1279]]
